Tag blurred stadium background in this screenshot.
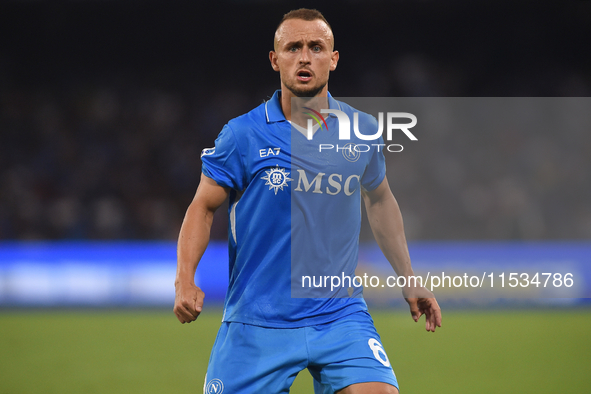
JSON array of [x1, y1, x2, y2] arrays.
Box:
[[1, 1, 590, 393]]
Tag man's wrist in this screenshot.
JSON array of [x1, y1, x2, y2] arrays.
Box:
[[174, 277, 196, 288], [396, 269, 416, 278]]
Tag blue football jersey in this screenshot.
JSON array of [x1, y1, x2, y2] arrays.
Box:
[[201, 90, 386, 328]]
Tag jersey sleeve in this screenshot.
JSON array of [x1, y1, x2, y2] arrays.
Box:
[[201, 124, 246, 190], [360, 133, 386, 192]]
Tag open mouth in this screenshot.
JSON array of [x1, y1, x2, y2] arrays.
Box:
[[297, 70, 312, 82]]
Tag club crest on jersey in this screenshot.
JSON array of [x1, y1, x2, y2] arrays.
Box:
[[261, 165, 293, 195], [342, 143, 361, 162], [205, 378, 224, 394]]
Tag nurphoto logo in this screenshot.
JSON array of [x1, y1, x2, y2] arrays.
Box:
[[303, 109, 418, 154]]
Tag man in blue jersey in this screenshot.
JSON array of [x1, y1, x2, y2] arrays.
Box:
[[174, 8, 441, 394]]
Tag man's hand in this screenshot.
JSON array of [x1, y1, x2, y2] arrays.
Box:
[[173, 282, 205, 324], [405, 294, 442, 333], [362, 179, 442, 332]]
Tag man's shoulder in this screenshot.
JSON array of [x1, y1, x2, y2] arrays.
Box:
[[226, 100, 268, 132]]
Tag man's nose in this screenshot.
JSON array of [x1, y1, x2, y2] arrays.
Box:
[[299, 47, 311, 63]]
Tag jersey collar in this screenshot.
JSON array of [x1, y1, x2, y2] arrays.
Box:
[[265, 90, 342, 123]]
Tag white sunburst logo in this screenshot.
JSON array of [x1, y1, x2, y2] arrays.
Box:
[[261, 165, 293, 195]]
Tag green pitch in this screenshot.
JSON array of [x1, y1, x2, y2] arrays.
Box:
[[1, 308, 590, 393]]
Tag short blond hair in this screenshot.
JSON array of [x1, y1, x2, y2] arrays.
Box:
[[275, 8, 333, 48]]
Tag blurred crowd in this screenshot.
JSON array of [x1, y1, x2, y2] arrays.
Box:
[[1, 83, 241, 239]]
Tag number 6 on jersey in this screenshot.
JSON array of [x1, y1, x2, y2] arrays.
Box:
[[368, 338, 391, 367]]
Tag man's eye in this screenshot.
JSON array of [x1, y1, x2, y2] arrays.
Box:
[[289, 47, 298, 52], [312, 46, 321, 52]]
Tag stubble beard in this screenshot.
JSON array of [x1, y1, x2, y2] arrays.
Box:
[[284, 79, 327, 98]]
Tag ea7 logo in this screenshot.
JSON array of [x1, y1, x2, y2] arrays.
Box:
[[305, 110, 417, 141], [259, 147, 281, 157]]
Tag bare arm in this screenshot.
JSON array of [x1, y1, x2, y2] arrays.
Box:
[[362, 177, 442, 332], [173, 173, 229, 324]]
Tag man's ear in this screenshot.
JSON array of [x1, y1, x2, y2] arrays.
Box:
[[330, 50, 339, 71], [269, 51, 280, 72]]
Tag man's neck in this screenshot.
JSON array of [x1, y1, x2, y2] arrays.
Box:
[[280, 86, 329, 129], [279, 85, 329, 122]]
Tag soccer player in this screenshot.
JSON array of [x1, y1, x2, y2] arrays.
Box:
[[174, 8, 441, 394]]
